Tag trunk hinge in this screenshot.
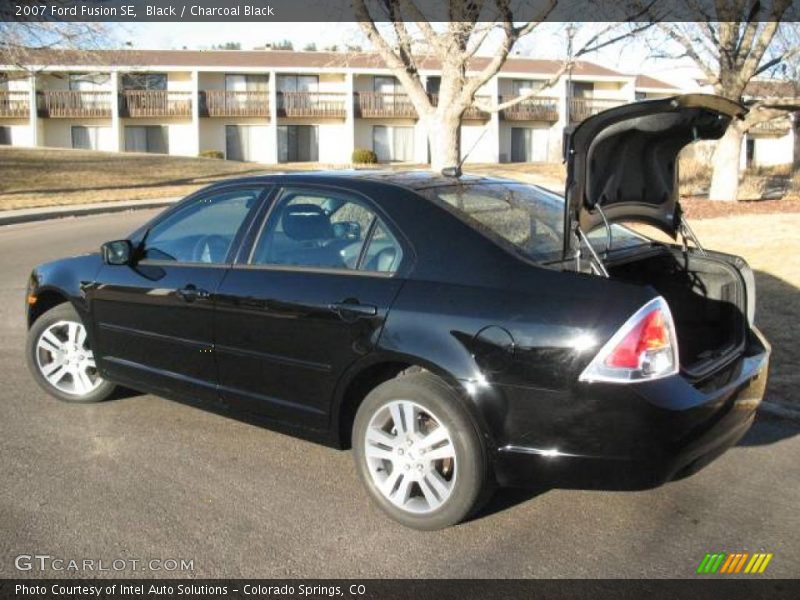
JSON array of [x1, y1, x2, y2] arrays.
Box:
[[677, 206, 706, 256], [573, 222, 609, 278]]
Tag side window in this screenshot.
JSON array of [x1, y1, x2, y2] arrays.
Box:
[[143, 188, 261, 264], [251, 188, 402, 273], [360, 221, 403, 273]]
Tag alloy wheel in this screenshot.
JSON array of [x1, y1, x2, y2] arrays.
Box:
[[35, 320, 102, 397], [364, 399, 457, 514]]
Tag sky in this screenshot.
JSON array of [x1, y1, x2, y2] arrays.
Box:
[[111, 22, 704, 89]]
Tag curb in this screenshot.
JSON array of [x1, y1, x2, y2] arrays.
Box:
[[0, 198, 179, 227], [759, 401, 800, 422]]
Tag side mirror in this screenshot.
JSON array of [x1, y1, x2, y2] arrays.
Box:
[[101, 240, 133, 265]]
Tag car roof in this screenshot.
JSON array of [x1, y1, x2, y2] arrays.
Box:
[[205, 169, 521, 193]]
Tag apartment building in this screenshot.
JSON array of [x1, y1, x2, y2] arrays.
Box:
[[0, 48, 680, 166]]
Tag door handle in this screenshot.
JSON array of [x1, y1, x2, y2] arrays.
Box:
[[177, 285, 210, 302], [329, 301, 378, 318]]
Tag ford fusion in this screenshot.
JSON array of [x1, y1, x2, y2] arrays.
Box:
[[25, 95, 769, 529]]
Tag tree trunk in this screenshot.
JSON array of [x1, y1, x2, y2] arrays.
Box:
[[427, 113, 462, 172], [709, 120, 746, 201]]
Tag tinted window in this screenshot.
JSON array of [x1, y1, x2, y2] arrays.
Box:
[[143, 188, 260, 264], [361, 221, 403, 273], [251, 188, 401, 273], [419, 183, 644, 263]]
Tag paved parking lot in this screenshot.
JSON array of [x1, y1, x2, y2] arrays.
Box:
[[1, 211, 798, 578]]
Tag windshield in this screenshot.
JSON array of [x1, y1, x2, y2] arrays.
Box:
[[418, 182, 647, 263]]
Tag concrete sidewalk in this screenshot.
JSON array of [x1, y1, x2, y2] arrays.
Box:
[[0, 197, 179, 226]]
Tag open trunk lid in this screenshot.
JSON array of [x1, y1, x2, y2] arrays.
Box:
[[563, 94, 746, 257]]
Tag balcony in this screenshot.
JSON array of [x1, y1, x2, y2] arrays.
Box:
[[200, 90, 269, 118], [429, 94, 491, 120], [750, 118, 791, 138], [568, 97, 624, 122], [37, 91, 112, 118], [355, 92, 416, 119], [499, 96, 559, 121], [277, 91, 346, 118], [0, 91, 30, 118], [120, 90, 192, 118]]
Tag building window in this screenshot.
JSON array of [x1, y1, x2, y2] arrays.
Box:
[[511, 127, 549, 163], [569, 81, 594, 98], [373, 125, 414, 162], [276, 74, 319, 92], [121, 73, 167, 90], [373, 76, 399, 94], [277, 125, 318, 162], [635, 91, 647, 101], [68, 73, 109, 91], [512, 79, 546, 96], [225, 74, 268, 92], [71, 126, 102, 150], [226, 125, 257, 161], [0, 126, 11, 145], [125, 126, 168, 154]]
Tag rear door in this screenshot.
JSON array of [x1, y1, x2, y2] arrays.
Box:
[[90, 185, 267, 401], [214, 185, 407, 427]]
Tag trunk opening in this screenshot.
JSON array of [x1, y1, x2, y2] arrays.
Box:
[[605, 247, 747, 379]]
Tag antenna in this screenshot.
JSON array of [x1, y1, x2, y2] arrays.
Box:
[[441, 124, 490, 178]]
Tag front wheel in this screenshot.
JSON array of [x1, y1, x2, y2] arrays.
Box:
[[352, 372, 492, 530], [26, 303, 116, 403]]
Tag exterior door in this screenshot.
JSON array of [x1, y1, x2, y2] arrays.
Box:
[[90, 186, 266, 401], [511, 127, 531, 162], [214, 185, 406, 427]]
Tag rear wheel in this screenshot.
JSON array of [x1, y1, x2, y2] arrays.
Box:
[[26, 303, 116, 403], [353, 372, 491, 530]]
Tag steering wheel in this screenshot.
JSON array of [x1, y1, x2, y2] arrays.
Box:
[[191, 235, 230, 263]]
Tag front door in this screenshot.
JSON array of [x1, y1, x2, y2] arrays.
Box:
[[214, 185, 406, 428], [90, 186, 266, 401]]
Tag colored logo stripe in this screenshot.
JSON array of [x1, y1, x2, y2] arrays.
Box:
[[698, 552, 773, 574]]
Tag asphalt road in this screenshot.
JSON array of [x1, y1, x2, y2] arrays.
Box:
[[0, 210, 798, 579]]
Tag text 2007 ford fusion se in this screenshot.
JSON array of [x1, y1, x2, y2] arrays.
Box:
[[25, 95, 770, 529]]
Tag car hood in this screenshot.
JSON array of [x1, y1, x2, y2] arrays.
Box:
[[563, 94, 746, 252]]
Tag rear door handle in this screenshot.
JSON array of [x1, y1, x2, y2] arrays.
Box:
[[329, 301, 378, 317], [177, 285, 210, 302]]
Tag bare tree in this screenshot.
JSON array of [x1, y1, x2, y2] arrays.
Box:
[[652, 1, 800, 200], [354, 0, 651, 171], [0, 2, 113, 72]]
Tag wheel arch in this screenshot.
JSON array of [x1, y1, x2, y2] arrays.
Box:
[[27, 287, 72, 328], [331, 351, 496, 451]]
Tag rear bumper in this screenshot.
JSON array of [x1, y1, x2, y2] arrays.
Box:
[[492, 327, 770, 489]]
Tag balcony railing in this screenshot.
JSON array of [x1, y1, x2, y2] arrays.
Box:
[[750, 118, 791, 137], [355, 92, 417, 118], [277, 91, 346, 118], [499, 96, 559, 121], [568, 97, 624, 122], [0, 91, 30, 118], [200, 90, 269, 118], [120, 90, 192, 118], [428, 94, 491, 120], [37, 91, 112, 118]]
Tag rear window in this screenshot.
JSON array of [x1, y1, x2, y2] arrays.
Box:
[[419, 182, 645, 263]]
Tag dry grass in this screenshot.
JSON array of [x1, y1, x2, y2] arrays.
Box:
[[0, 147, 568, 211], [679, 156, 795, 200], [0, 147, 396, 211]]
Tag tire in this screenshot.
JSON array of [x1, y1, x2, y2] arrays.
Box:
[[26, 303, 116, 403], [353, 371, 492, 530]]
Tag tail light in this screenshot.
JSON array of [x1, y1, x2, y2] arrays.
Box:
[[579, 297, 679, 383]]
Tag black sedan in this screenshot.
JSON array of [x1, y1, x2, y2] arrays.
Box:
[[25, 95, 770, 529]]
